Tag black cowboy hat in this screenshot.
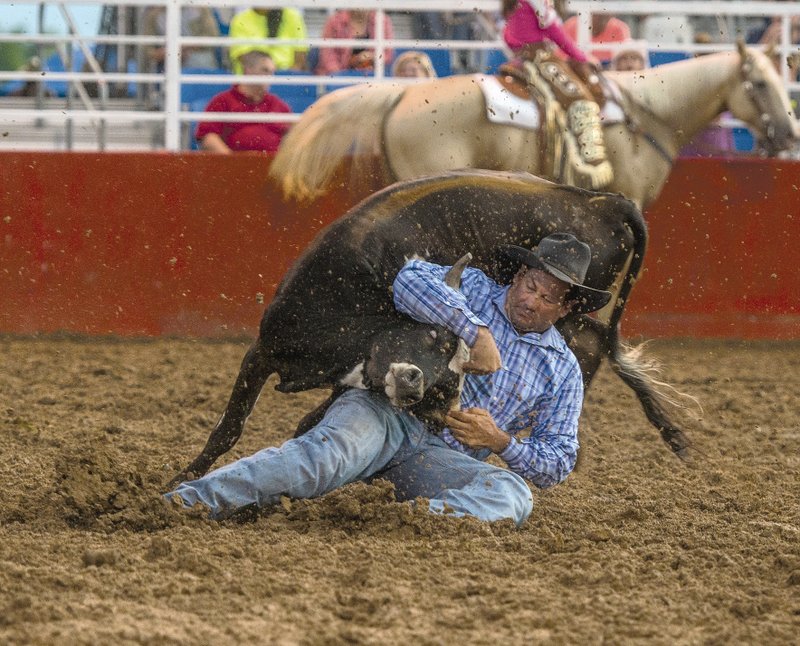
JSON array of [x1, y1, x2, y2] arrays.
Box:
[[499, 233, 612, 314]]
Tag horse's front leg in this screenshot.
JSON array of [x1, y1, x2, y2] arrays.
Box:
[[168, 339, 272, 487]]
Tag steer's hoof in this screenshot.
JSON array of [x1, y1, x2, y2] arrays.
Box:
[[661, 427, 692, 461]]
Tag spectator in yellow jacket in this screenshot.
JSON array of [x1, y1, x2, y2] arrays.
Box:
[[229, 7, 308, 73]]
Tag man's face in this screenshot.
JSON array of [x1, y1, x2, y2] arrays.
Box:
[[504, 267, 573, 333]]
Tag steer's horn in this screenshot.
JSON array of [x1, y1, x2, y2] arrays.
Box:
[[444, 252, 472, 289]]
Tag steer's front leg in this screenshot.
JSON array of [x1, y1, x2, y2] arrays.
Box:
[[168, 340, 272, 487]]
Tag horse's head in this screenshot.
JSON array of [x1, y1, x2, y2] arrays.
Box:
[[728, 41, 799, 156]]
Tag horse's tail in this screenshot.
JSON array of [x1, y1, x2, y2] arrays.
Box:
[[606, 198, 698, 458], [268, 83, 406, 202]]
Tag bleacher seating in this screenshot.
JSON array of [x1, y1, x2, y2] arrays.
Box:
[[647, 51, 691, 67], [180, 67, 232, 107], [270, 70, 320, 113], [42, 48, 86, 97], [484, 49, 509, 75]]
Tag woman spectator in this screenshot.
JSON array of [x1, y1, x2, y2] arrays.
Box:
[[316, 9, 394, 75], [609, 42, 648, 72], [392, 51, 437, 78], [562, 11, 631, 68]]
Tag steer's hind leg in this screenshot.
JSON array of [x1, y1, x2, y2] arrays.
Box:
[[168, 340, 272, 487], [558, 314, 610, 388], [609, 344, 692, 459], [560, 314, 692, 459]]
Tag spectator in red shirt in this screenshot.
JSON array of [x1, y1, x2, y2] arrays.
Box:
[[195, 50, 291, 154], [563, 13, 631, 67]]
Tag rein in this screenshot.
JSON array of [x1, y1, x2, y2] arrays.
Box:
[[609, 83, 674, 165], [740, 54, 776, 144], [606, 49, 773, 164]]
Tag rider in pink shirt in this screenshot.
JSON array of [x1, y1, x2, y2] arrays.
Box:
[[503, 0, 589, 62], [500, 0, 613, 190]]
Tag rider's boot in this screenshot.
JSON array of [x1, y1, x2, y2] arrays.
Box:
[[567, 99, 614, 188], [566, 61, 614, 189]]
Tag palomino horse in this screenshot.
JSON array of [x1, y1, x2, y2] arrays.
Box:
[[270, 42, 798, 209]]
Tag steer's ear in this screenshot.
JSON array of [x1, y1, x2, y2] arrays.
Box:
[[444, 252, 472, 290]]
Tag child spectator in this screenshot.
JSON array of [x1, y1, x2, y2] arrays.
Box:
[[195, 51, 291, 154]]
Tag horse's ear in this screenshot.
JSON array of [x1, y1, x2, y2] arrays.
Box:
[[765, 41, 777, 60], [736, 38, 747, 60]]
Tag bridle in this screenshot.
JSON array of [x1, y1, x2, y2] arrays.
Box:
[[739, 53, 779, 147], [612, 50, 785, 162]]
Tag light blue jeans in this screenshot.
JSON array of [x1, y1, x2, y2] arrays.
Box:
[[165, 389, 533, 526]]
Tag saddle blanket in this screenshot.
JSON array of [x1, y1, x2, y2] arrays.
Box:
[[474, 74, 540, 130], [475, 73, 626, 129]]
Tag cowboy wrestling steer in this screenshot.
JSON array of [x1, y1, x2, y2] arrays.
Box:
[[171, 169, 689, 486]]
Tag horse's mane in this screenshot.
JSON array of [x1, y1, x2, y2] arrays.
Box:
[[604, 51, 739, 115]]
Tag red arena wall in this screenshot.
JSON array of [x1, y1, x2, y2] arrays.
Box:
[[1, 152, 798, 339]]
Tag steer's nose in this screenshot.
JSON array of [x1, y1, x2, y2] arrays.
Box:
[[385, 363, 427, 407], [396, 366, 423, 391]]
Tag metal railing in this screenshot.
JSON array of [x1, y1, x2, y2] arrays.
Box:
[[1, 0, 798, 151]]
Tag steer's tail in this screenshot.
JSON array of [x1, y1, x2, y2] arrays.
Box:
[[268, 83, 405, 202], [606, 199, 698, 459]]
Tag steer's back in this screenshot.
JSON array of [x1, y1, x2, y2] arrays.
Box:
[[260, 169, 643, 391]]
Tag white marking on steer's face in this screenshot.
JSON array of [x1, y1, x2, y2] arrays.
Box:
[[339, 362, 369, 389], [403, 251, 429, 265], [447, 338, 471, 409], [384, 361, 424, 406], [448, 338, 471, 375]]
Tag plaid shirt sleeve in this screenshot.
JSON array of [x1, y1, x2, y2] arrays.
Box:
[[497, 358, 583, 488], [392, 259, 491, 346]]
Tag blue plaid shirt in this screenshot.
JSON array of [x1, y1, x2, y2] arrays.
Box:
[[393, 259, 583, 488]]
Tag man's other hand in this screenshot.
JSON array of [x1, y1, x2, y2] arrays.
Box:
[[445, 408, 510, 453], [462, 326, 501, 374]]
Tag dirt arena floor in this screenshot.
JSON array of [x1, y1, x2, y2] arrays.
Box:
[[1, 336, 798, 645]]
